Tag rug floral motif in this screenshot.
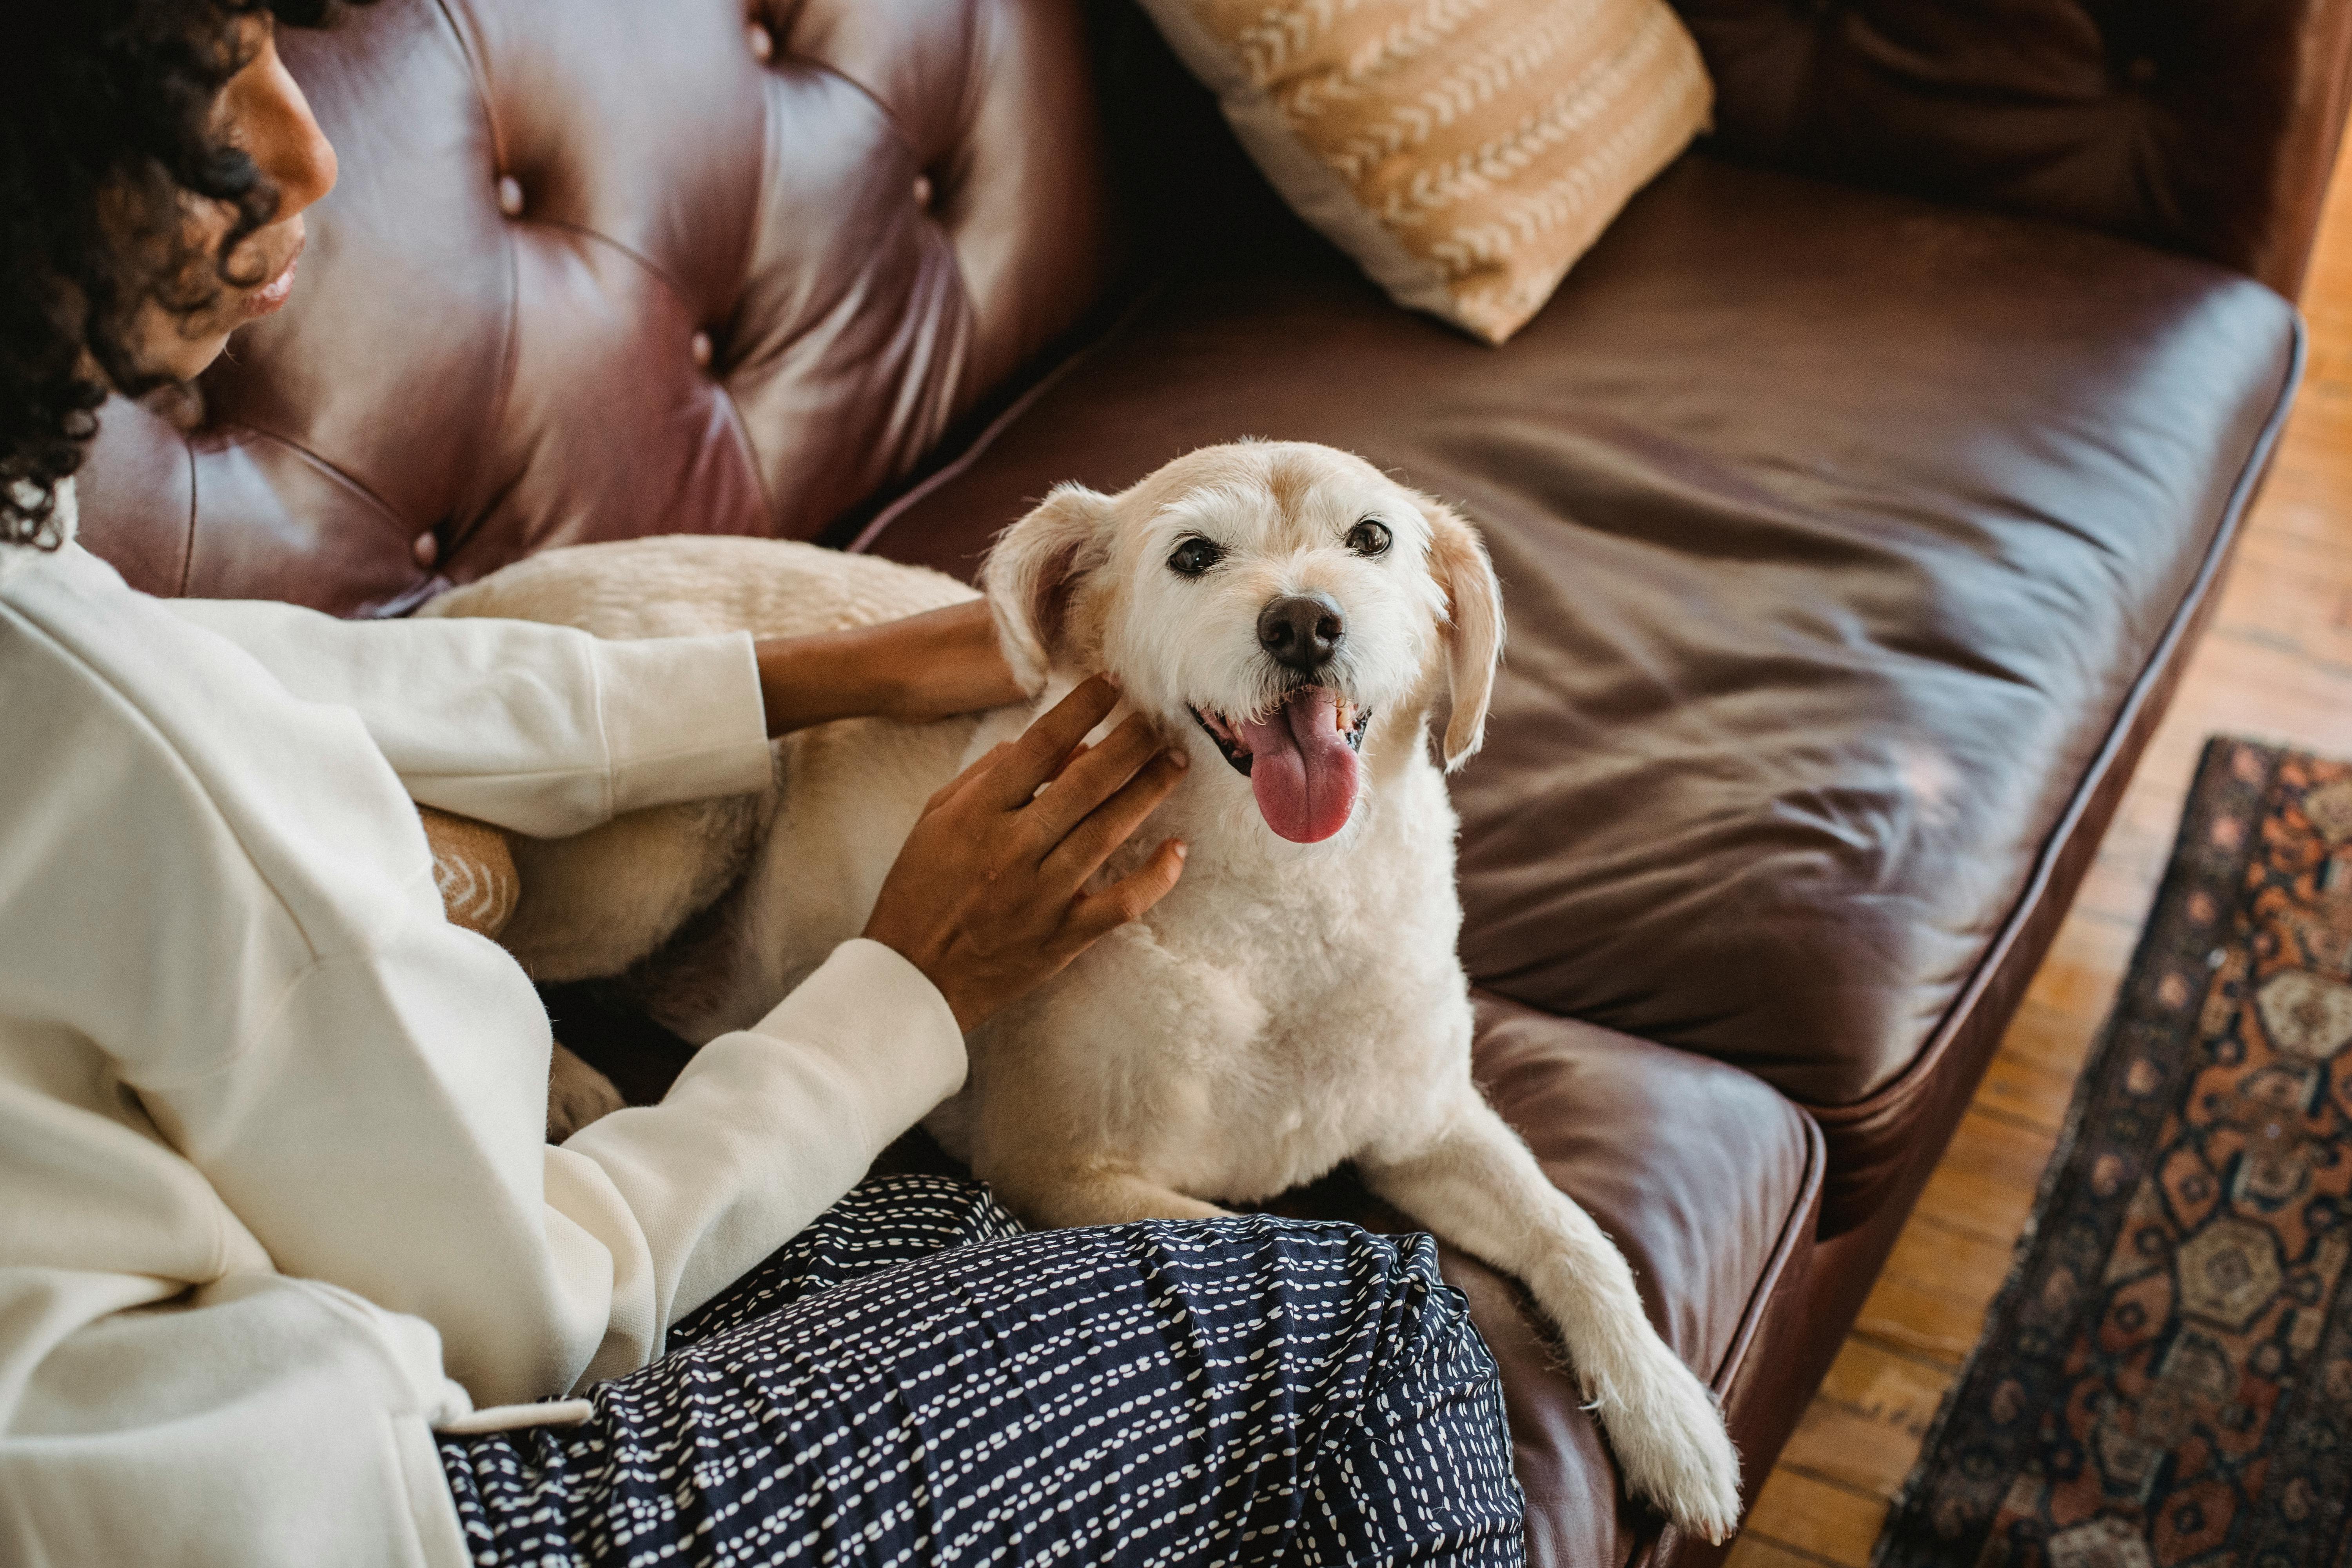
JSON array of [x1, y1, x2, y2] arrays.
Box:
[[1877, 738, 2352, 1568]]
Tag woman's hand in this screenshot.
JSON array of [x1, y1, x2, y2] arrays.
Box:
[[756, 600, 1024, 736], [862, 676, 1190, 1031]]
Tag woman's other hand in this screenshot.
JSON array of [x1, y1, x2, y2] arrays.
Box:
[[861, 676, 1189, 1031], [757, 600, 1023, 736]]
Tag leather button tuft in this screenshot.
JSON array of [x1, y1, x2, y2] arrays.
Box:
[[690, 331, 714, 370], [413, 532, 440, 569], [495, 175, 524, 217], [912, 172, 935, 210]]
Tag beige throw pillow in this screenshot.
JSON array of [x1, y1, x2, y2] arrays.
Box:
[[1140, 0, 1713, 344], [418, 804, 520, 938]]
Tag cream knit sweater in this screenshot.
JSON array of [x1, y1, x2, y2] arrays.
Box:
[[0, 488, 967, 1567]]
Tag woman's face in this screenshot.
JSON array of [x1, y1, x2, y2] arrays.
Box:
[[123, 17, 338, 386]]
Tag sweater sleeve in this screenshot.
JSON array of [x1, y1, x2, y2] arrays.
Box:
[[161, 597, 773, 837], [143, 927, 965, 1406]]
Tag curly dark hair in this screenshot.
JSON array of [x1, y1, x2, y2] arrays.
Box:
[[3, 0, 355, 548]]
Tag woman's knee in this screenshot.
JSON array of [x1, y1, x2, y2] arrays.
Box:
[[1112, 1217, 1522, 1561], [668, 1171, 1023, 1346], [1100, 1216, 1502, 1412], [837, 1170, 1025, 1243]]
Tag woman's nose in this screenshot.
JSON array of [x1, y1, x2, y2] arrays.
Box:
[[248, 39, 338, 220]]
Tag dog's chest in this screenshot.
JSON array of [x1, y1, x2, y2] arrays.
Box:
[[1098, 824, 1469, 1201], [1137, 971, 1460, 1203]]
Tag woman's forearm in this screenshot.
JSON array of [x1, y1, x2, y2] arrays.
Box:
[[755, 599, 1023, 737]]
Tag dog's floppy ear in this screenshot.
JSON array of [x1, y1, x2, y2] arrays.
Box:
[[1428, 502, 1504, 771], [982, 483, 1114, 693]]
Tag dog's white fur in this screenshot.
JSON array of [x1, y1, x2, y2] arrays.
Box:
[[425, 441, 1743, 1540]]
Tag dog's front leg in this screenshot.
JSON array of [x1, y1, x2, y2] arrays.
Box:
[[546, 1042, 623, 1142], [1360, 1091, 1742, 1544]]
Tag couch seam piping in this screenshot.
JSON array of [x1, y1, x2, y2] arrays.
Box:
[[1706, 1109, 1824, 1396]]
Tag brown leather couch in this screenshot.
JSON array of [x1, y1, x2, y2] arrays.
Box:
[[73, 0, 2352, 1561]]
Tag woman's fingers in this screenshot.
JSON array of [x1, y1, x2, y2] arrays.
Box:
[[975, 675, 1122, 809], [864, 675, 1194, 1031], [1062, 839, 1189, 947], [1039, 747, 1187, 895], [1021, 712, 1168, 848], [927, 741, 1011, 812]]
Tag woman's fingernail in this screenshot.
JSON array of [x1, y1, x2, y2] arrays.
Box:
[[1168, 747, 1190, 769], [1099, 672, 1122, 691], [1172, 841, 1189, 860]]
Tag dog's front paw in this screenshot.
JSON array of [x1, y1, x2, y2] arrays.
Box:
[[547, 1041, 625, 1142], [1592, 1336, 1742, 1545]]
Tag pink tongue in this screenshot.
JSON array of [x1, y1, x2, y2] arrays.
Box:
[[1237, 688, 1359, 844]]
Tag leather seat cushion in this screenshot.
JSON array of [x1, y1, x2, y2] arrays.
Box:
[[1265, 995, 1820, 1564], [858, 151, 2299, 1116]]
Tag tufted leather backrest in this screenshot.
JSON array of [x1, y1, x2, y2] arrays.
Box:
[[1675, 0, 2352, 301], [74, 0, 2351, 614], [74, 0, 1109, 615]]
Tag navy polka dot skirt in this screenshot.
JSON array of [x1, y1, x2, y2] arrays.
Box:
[[438, 1173, 1526, 1565]]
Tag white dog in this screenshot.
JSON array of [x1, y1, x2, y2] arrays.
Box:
[[426, 441, 1742, 1540]]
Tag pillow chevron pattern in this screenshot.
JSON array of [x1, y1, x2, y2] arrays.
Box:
[[418, 805, 519, 938], [1141, 0, 1712, 344]]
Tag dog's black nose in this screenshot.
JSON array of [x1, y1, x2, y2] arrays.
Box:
[[1258, 592, 1345, 672]]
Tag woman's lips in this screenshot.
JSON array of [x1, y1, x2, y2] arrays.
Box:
[[242, 237, 304, 319]]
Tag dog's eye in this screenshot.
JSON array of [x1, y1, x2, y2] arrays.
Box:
[[1347, 519, 1393, 558], [1168, 537, 1223, 577]]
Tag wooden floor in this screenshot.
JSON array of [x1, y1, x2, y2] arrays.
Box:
[[1725, 155, 2352, 1566]]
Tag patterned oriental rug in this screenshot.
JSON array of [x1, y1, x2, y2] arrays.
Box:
[[1877, 739, 2352, 1568]]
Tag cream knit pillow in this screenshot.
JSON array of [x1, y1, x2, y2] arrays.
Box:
[[1140, 0, 1712, 344], [419, 805, 519, 938]]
